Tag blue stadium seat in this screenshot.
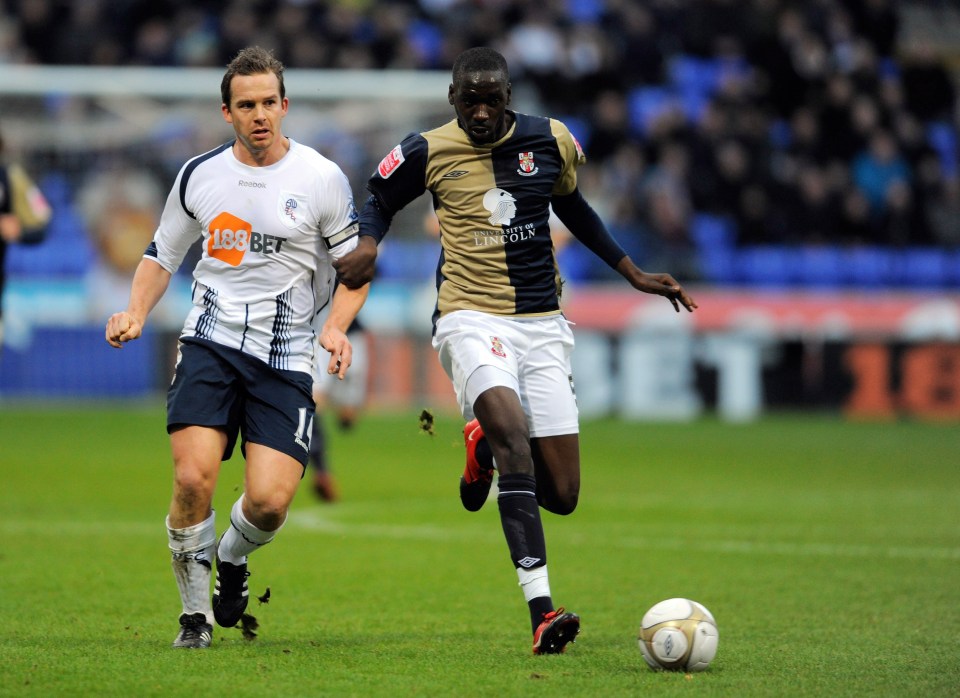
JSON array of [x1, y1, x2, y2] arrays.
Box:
[[690, 214, 737, 251], [556, 115, 591, 149], [4, 173, 95, 277], [407, 20, 443, 67], [927, 121, 958, 179], [627, 86, 675, 136], [795, 246, 846, 288], [899, 247, 950, 288], [374, 239, 438, 282], [736, 245, 796, 286], [843, 246, 895, 288], [669, 55, 722, 96], [697, 247, 738, 285], [565, 0, 605, 22]]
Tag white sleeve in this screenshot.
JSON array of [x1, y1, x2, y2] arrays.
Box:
[[146, 167, 202, 274], [318, 167, 360, 261]]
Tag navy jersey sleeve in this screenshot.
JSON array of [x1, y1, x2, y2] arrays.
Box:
[[366, 132, 429, 216]]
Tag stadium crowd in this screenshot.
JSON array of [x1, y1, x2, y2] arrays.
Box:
[[1, 0, 959, 285]]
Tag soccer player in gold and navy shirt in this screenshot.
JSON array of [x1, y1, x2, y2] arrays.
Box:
[[335, 47, 697, 655]]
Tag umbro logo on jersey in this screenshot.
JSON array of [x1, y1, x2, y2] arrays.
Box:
[[442, 170, 469, 179]]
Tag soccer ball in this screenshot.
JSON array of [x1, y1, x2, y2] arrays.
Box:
[[638, 598, 719, 672]]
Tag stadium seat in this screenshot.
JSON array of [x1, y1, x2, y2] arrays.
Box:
[[4, 173, 95, 277], [899, 247, 950, 288], [556, 114, 591, 149], [669, 55, 722, 97], [736, 245, 796, 287], [565, 0, 605, 22], [626, 86, 675, 136], [795, 245, 846, 288], [927, 121, 958, 179], [843, 246, 895, 288], [690, 214, 737, 251], [697, 247, 738, 285], [406, 20, 443, 67], [374, 239, 438, 282]]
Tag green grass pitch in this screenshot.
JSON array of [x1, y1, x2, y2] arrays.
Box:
[[1, 404, 958, 697]]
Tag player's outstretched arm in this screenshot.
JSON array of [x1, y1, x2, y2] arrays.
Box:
[[616, 256, 697, 313], [319, 282, 370, 379], [333, 235, 377, 289], [105, 257, 172, 348]]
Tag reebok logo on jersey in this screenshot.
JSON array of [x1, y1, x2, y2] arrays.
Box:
[[377, 145, 404, 179], [208, 211, 285, 266]]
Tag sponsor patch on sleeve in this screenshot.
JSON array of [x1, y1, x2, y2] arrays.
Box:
[[571, 133, 585, 161], [377, 145, 405, 179]]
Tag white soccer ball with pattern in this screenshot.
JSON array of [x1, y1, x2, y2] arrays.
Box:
[[638, 598, 719, 672]]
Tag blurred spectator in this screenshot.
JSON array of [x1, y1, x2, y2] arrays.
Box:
[[76, 167, 185, 324], [851, 129, 911, 213], [1, 121, 52, 346], [899, 44, 957, 123], [927, 179, 960, 247]]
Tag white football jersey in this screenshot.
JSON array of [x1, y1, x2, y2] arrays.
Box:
[[146, 139, 359, 373]]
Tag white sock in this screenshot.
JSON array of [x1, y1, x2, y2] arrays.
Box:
[[217, 496, 283, 565], [167, 511, 216, 625], [517, 564, 551, 603]]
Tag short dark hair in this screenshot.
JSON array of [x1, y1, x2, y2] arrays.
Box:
[[221, 46, 285, 107], [452, 47, 509, 85]]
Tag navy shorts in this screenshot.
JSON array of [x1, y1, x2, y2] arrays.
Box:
[[167, 337, 315, 466]]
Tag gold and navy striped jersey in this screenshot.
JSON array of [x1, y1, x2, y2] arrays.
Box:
[[368, 111, 585, 319]]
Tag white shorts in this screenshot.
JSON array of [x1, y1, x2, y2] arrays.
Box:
[[432, 310, 579, 437], [312, 329, 369, 409]]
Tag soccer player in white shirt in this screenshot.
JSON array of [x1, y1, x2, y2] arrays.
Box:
[[105, 46, 368, 649]]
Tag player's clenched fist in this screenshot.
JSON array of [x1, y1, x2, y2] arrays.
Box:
[[105, 311, 143, 348]]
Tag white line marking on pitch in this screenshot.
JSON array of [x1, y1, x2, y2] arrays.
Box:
[[3, 512, 957, 561]]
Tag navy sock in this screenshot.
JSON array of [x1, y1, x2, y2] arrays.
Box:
[[497, 472, 547, 567], [309, 413, 327, 471], [528, 596, 554, 633]]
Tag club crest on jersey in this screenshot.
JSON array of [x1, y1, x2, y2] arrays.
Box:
[[517, 151, 539, 176], [278, 192, 307, 229], [378, 145, 405, 179], [490, 336, 507, 358]]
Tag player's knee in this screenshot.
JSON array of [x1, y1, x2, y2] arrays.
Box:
[[538, 484, 579, 515], [172, 466, 216, 504], [243, 494, 289, 531], [546, 492, 579, 516]]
